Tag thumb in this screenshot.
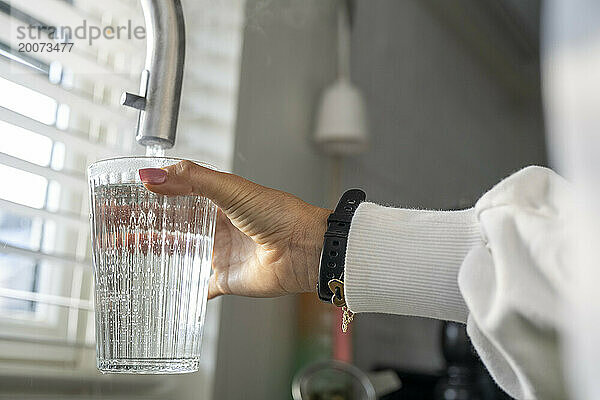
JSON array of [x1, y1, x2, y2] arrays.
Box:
[[139, 160, 254, 212]]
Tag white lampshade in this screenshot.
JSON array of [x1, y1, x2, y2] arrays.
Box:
[[314, 78, 369, 155]]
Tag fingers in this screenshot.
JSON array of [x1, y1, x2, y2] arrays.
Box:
[[139, 160, 253, 211]]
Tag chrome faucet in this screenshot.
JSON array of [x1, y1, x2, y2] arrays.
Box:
[[121, 0, 186, 150]]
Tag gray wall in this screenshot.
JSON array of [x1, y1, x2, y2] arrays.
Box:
[[344, 0, 546, 373], [212, 0, 337, 399]]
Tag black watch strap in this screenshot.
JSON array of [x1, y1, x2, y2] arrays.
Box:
[[317, 189, 366, 304]]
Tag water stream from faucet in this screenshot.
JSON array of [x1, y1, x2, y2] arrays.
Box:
[[145, 144, 166, 157]]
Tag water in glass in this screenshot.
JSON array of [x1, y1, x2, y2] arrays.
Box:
[[88, 158, 216, 374]]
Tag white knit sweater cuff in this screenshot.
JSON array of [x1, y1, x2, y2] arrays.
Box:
[[344, 202, 483, 323]]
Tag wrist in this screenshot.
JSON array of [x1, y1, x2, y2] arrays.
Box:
[[297, 205, 331, 293]]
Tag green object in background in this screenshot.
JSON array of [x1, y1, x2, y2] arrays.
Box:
[[293, 294, 334, 385]]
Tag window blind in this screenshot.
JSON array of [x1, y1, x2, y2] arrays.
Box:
[[0, 0, 246, 374], [175, 0, 246, 168], [0, 0, 142, 367]]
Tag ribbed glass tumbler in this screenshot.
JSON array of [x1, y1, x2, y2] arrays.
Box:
[[88, 157, 217, 374]]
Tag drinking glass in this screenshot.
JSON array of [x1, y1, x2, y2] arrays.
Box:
[[88, 157, 217, 374]]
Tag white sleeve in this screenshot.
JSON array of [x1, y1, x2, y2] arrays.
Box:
[[344, 166, 571, 400]]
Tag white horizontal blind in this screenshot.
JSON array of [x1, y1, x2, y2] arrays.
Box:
[[0, 0, 246, 377], [174, 0, 246, 170], [0, 0, 144, 367], [0, 0, 246, 378]]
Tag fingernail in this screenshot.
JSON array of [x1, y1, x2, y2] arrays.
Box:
[[139, 168, 167, 185]]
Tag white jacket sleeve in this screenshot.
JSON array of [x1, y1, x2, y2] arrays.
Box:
[[344, 166, 572, 400]]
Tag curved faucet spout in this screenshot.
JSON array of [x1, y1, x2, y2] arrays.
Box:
[[121, 0, 186, 150]]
